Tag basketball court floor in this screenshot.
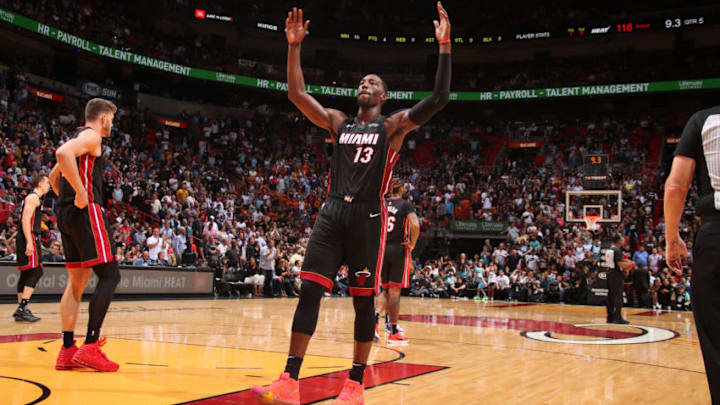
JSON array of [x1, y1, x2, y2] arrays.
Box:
[[1, 297, 708, 404]]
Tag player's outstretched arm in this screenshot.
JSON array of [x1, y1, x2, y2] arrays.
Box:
[[409, 1, 452, 126], [55, 129, 101, 209], [387, 2, 451, 149], [286, 7, 346, 137]]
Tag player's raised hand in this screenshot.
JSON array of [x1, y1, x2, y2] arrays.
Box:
[[433, 1, 451, 42], [286, 7, 310, 45]]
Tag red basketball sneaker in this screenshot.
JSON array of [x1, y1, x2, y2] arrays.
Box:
[[55, 341, 80, 370], [252, 372, 300, 405], [72, 338, 119, 372], [387, 331, 409, 344], [331, 379, 364, 405]]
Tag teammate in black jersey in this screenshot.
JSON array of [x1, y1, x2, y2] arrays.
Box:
[[375, 178, 419, 344], [51, 98, 121, 372], [253, 3, 451, 404], [13, 174, 50, 322]]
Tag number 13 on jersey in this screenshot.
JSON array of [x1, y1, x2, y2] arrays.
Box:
[[353, 146, 374, 164]]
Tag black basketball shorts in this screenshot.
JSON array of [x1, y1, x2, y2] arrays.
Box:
[[301, 196, 387, 296], [16, 234, 42, 271], [57, 202, 116, 269], [381, 243, 412, 289]]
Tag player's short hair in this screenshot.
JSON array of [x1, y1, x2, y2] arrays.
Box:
[[613, 234, 624, 244], [85, 98, 117, 122], [32, 174, 48, 188]]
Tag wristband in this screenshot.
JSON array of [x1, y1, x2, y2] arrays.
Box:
[[439, 39, 451, 45]]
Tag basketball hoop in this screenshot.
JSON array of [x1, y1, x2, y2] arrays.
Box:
[[583, 215, 601, 231]]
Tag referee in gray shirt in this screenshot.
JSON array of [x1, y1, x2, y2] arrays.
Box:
[[665, 106, 720, 403], [601, 235, 635, 324]]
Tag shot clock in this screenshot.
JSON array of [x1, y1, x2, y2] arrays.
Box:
[[583, 154, 610, 189]]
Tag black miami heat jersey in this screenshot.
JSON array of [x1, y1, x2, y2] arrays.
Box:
[[58, 127, 106, 206], [56, 126, 115, 268], [386, 197, 415, 245], [330, 116, 399, 202], [16, 192, 43, 270], [19, 193, 43, 234]]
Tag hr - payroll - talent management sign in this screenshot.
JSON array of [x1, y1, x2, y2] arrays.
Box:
[[2, 8, 719, 102]]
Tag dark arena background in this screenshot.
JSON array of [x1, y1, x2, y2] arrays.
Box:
[[1, 0, 719, 404]]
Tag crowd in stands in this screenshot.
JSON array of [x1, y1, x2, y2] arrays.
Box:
[[0, 63, 322, 298], [408, 238, 692, 311], [2, 0, 720, 94], [402, 118, 696, 311], [0, 60, 697, 309]]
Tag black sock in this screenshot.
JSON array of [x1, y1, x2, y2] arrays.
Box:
[[349, 362, 366, 384], [375, 312, 379, 324], [391, 324, 399, 334], [85, 326, 100, 345], [18, 299, 29, 310], [62, 331, 74, 348], [284, 355, 303, 380], [385, 314, 389, 325]]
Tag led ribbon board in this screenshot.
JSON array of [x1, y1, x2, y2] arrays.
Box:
[[2, 8, 719, 102]]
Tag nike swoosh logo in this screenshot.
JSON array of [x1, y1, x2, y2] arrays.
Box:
[[369, 213, 381, 218]]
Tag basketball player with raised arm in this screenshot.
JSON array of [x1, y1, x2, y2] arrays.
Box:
[[52, 98, 121, 372], [253, 3, 451, 404]]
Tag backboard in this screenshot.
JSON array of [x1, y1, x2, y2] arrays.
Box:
[[565, 190, 622, 228]]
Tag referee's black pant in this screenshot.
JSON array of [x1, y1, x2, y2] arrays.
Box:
[[606, 270, 624, 322], [692, 220, 720, 404]]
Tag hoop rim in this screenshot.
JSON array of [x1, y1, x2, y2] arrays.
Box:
[[583, 215, 602, 230]]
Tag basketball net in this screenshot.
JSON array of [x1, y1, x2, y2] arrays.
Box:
[[584, 215, 601, 231]]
